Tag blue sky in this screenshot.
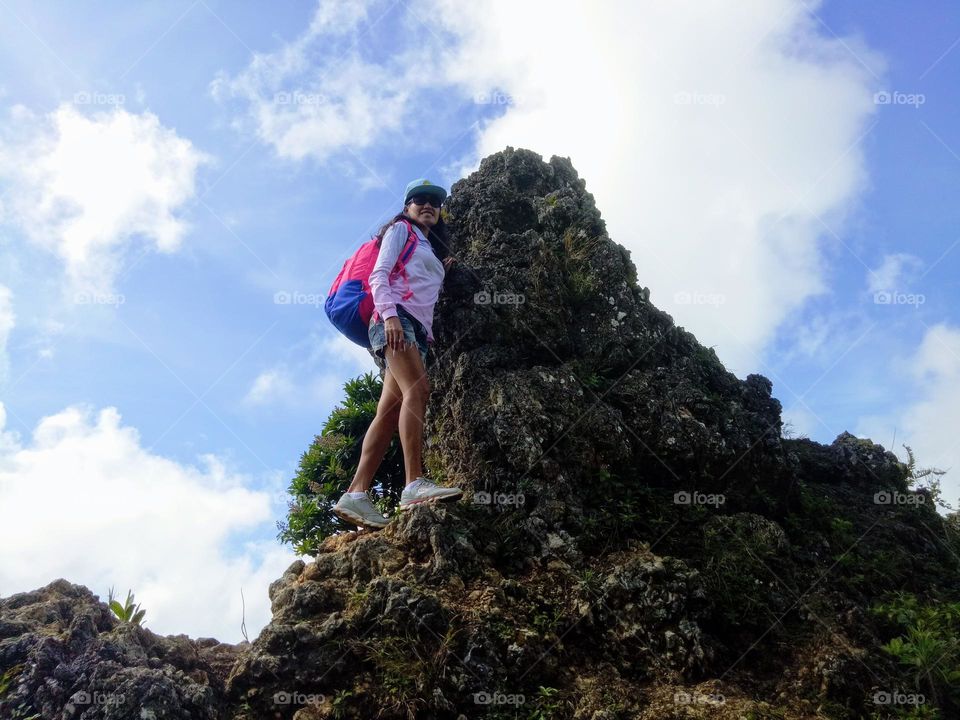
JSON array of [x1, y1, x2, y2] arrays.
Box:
[[1, 0, 958, 641], [764, 1, 960, 444]]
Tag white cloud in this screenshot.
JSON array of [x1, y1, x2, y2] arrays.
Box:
[[244, 367, 296, 406], [781, 404, 823, 440], [244, 331, 378, 409], [0, 402, 300, 642], [0, 285, 13, 383], [216, 0, 882, 377], [773, 306, 877, 370], [786, 313, 835, 362], [911, 323, 960, 384], [866, 252, 925, 294], [209, 0, 421, 174], [312, 331, 378, 370], [435, 0, 884, 377], [0, 103, 210, 294], [856, 322, 960, 510]]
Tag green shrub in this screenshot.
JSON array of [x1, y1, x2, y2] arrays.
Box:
[[702, 514, 791, 634], [902, 444, 954, 512], [870, 591, 960, 716], [578, 470, 679, 560], [528, 685, 573, 720], [277, 372, 407, 553]]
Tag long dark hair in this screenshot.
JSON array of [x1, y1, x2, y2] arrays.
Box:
[[375, 210, 451, 263]]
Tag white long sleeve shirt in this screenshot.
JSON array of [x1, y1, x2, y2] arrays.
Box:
[[369, 220, 445, 343]]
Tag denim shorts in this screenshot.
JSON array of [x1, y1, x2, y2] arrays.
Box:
[[368, 306, 430, 376]]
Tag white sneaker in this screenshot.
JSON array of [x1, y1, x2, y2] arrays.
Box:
[[333, 492, 389, 529], [398, 477, 463, 511]]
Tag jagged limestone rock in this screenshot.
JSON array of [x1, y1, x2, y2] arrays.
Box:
[[3, 147, 959, 720], [0, 580, 244, 719]]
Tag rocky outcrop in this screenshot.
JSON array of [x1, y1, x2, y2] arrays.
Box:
[[431, 149, 793, 528], [0, 579, 245, 719], [220, 148, 959, 719], [3, 147, 958, 719]]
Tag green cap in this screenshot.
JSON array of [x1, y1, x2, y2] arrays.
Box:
[[404, 178, 447, 206]]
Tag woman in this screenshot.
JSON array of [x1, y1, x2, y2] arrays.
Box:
[[333, 178, 462, 530]]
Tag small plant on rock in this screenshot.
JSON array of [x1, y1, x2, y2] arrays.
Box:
[[107, 586, 146, 626]]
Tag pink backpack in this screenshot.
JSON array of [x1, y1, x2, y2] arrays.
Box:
[[325, 218, 419, 347]]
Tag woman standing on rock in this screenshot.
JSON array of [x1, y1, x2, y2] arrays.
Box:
[[333, 179, 463, 530]]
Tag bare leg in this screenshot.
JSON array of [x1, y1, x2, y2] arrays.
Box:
[[380, 344, 429, 485], [347, 368, 402, 493]]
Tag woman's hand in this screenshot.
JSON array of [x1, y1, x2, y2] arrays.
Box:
[[442, 256, 457, 273], [384, 316, 406, 352]]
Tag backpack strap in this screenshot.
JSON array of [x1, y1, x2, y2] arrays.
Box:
[[391, 219, 419, 302], [373, 219, 420, 322]]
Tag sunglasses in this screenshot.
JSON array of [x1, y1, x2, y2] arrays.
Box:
[[407, 194, 441, 208]]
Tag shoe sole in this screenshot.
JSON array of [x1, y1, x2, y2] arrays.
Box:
[[398, 489, 463, 511], [333, 505, 388, 530]]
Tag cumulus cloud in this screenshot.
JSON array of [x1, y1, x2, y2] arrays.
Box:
[[209, 0, 422, 172], [214, 0, 882, 376], [313, 331, 378, 370], [0, 402, 299, 642], [0, 103, 210, 294], [244, 367, 297, 406], [856, 322, 960, 510], [437, 0, 884, 376], [244, 331, 378, 409]]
